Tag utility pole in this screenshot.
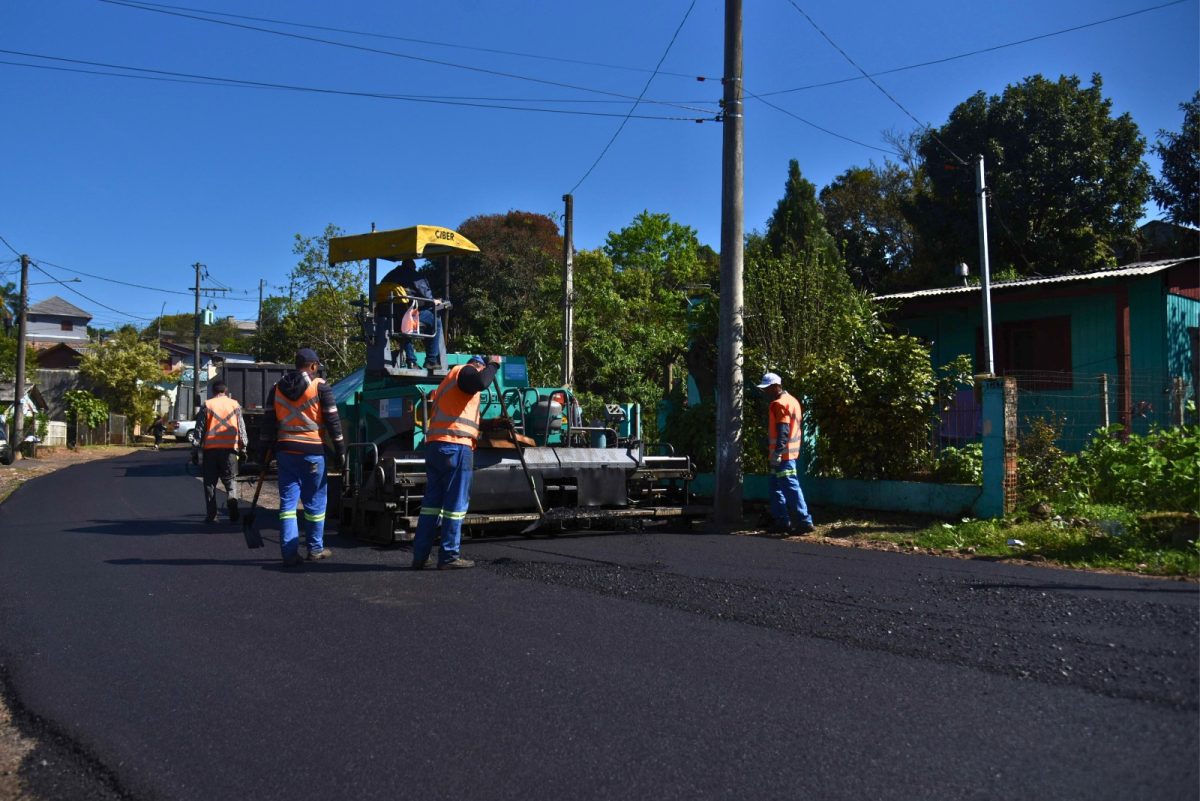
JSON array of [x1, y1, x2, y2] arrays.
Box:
[[715, 0, 745, 526], [976, 155, 996, 376], [562, 193, 575, 387], [13, 254, 29, 457], [191, 263, 226, 418], [256, 278, 265, 361]]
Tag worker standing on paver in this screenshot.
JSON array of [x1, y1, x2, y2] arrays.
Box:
[[411, 355, 500, 570], [756, 372, 815, 535], [196, 381, 247, 524], [376, 258, 442, 370], [261, 348, 346, 567]]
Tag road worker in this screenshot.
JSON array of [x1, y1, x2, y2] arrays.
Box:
[[411, 355, 500, 570], [376, 259, 443, 370], [195, 381, 247, 523], [756, 372, 815, 535], [261, 348, 346, 566]]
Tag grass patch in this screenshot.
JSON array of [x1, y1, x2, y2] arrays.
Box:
[[886, 506, 1199, 577]]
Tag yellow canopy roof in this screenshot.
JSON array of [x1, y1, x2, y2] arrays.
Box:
[[328, 225, 480, 265]]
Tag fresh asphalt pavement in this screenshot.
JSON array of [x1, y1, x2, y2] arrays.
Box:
[[0, 449, 1196, 801]]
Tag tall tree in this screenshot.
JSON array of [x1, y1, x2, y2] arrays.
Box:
[[439, 211, 562, 370], [1151, 91, 1200, 228], [820, 162, 917, 291], [764, 160, 839, 262], [284, 224, 366, 380], [911, 74, 1150, 282]]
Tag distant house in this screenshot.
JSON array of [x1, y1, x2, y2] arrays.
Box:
[[34, 343, 93, 420], [0, 382, 49, 424], [879, 258, 1199, 449], [25, 296, 92, 347]]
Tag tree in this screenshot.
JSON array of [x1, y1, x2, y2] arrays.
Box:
[[438, 211, 563, 381], [0, 280, 17, 332], [820, 162, 917, 291], [764, 160, 839, 262], [79, 328, 166, 425], [0, 330, 36, 382], [911, 74, 1150, 281], [1151, 91, 1200, 227]]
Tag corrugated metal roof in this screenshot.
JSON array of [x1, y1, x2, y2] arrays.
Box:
[[875, 259, 1194, 301]]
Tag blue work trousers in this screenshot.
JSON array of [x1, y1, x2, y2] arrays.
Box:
[[403, 309, 442, 365], [770, 458, 812, 529], [412, 442, 473, 566], [277, 451, 328, 559]]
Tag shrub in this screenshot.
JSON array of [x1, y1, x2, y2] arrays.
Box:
[[1078, 425, 1199, 512], [933, 442, 983, 484]]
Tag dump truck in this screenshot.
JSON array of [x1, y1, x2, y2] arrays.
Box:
[[331, 225, 705, 543]]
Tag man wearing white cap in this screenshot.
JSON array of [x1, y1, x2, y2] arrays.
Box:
[[756, 372, 815, 535]]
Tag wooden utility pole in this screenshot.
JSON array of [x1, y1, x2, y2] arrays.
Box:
[[715, 0, 745, 525], [562, 193, 575, 387], [13, 254, 29, 457]]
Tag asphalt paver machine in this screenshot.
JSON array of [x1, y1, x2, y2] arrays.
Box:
[[331, 225, 705, 543]]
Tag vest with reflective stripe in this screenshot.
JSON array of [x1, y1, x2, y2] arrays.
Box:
[[202, 395, 241, 450], [426, 364, 481, 448], [768, 391, 804, 461], [274, 378, 324, 451]]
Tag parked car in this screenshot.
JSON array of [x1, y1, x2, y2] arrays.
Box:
[[167, 418, 199, 444], [0, 417, 12, 465]]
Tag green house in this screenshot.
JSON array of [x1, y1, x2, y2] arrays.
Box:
[[879, 258, 1199, 450]]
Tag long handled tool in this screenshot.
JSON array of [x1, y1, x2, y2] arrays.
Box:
[[490, 378, 546, 534], [241, 450, 271, 549]]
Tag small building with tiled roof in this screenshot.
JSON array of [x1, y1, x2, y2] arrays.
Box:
[[25, 295, 92, 346]]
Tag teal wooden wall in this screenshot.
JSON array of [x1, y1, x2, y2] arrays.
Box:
[[892, 274, 1193, 450]]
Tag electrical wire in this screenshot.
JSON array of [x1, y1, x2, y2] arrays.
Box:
[[0, 52, 711, 122], [568, 0, 699, 194], [98, 0, 718, 116], [781, 0, 967, 164], [113, 0, 721, 83], [31, 262, 157, 321], [759, 0, 1189, 97], [0, 234, 21, 258], [33, 258, 260, 302], [744, 88, 901, 156]]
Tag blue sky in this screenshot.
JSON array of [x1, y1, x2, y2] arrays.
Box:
[[1, 0, 1197, 330]]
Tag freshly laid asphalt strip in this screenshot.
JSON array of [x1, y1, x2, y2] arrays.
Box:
[[0, 449, 1195, 801]]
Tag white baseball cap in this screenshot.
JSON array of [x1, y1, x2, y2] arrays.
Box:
[[756, 372, 782, 389]]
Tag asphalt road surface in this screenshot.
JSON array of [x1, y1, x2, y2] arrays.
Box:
[[0, 449, 1196, 801]]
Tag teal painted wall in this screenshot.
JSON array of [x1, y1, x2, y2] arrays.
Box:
[[892, 274, 1196, 450]]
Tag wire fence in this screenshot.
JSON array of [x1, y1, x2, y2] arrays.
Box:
[[935, 370, 1194, 455]]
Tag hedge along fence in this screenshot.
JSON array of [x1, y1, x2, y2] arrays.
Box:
[[690, 378, 1017, 519]]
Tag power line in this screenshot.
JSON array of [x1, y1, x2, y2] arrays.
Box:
[[0, 234, 20, 257], [116, 0, 721, 83], [760, 0, 1189, 98], [0, 52, 711, 122], [98, 0, 718, 116], [781, 0, 967, 164], [32, 257, 259, 301], [744, 88, 901, 156], [569, 0, 700, 194], [31, 262, 156, 321]]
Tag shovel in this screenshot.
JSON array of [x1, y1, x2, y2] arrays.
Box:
[[241, 450, 270, 549]]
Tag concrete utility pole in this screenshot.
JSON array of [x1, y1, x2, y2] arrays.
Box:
[[256, 278, 265, 360], [715, 0, 745, 526], [13, 254, 29, 456], [191, 263, 226, 418], [562, 193, 575, 387], [976, 155, 996, 376]]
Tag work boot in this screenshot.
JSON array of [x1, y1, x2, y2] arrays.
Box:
[[405, 360, 419, 369], [766, 522, 790, 535], [307, 548, 334, 561], [227, 498, 240, 522], [411, 559, 426, 571], [437, 558, 475, 570], [423, 360, 443, 370], [792, 522, 816, 535], [282, 554, 304, 567]]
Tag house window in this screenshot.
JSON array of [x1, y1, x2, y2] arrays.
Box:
[[60, 321, 73, 331], [978, 315, 1072, 390]]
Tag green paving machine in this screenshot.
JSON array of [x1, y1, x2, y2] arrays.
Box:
[[331, 225, 704, 543]]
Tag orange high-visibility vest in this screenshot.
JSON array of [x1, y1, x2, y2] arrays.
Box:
[[202, 395, 242, 450], [274, 379, 324, 452], [400, 304, 420, 335], [426, 364, 481, 448], [768, 392, 803, 461]]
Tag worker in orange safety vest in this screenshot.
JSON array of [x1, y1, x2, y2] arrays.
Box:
[[756, 372, 815, 535], [196, 380, 248, 523]]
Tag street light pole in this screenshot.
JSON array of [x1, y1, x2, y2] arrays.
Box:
[[13, 254, 29, 456], [976, 155, 996, 375]]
